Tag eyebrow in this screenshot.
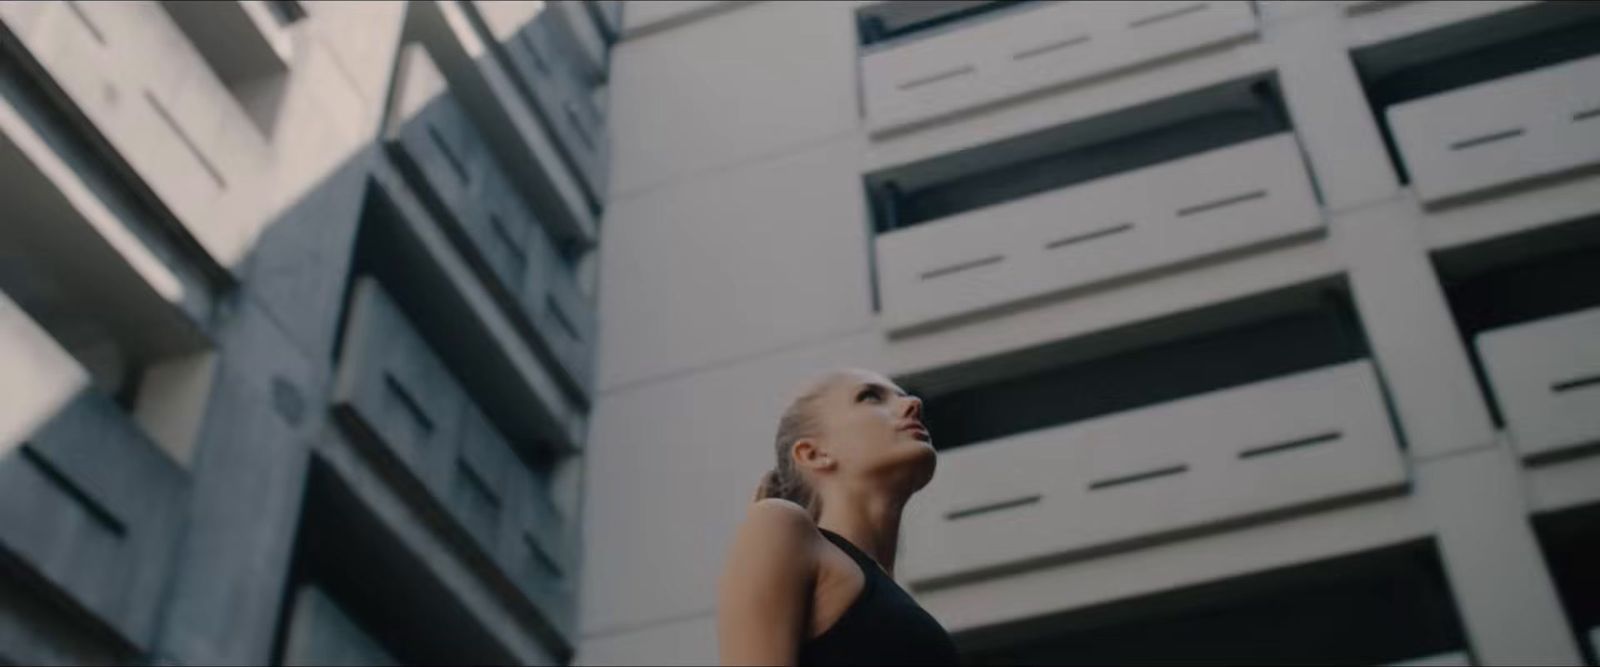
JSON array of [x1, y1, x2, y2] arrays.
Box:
[[858, 382, 909, 397]]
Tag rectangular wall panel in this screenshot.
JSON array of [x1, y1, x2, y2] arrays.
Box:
[[901, 360, 1406, 586], [1475, 306, 1600, 461], [1387, 54, 1600, 206], [875, 133, 1323, 334]]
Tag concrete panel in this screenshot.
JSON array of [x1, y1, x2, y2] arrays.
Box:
[[1387, 54, 1600, 207], [597, 137, 874, 391], [607, 1, 858, 195], [0, 297, 188, 650], [578, 613, 717, 666], [917, 492, 1428, 633], [1476, 306, 1600, 461], [580, 329, 883, 635], [333, 277, 468, 491], [876, 134, 1323, 334], [902, 360, 1406, 586], [862, 1, 1258, 136]]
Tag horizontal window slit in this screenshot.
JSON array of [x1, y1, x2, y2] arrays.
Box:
[[546, 295, 582, 342], [1044, 222, 1134, 250], [920, 254, 1005, 281], [1013, 34, 1091, 61], [383, 373, 434, 436], [946, 494, 1043, 521], [1129, 2, 1209, 29], [1239, 430, 1342, 459], [144, 90, 227, 189], [1175, 189, 1267, 218], [1552, 373, 1600, 393], [525, 531, 564, 578], [488, 214, 529, 271], [1573, 108, 1600, 123], [898, 65, 976, 91], [20, 445, 126, 538], [1089, 464, 1189, 491], [427, 124, 471, 185], [455, 459, 503, 510], [66, 1, 107, 45], [1449, 127, 1524, 151]]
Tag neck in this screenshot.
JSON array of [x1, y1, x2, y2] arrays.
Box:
[[815, 482, 909, 577]]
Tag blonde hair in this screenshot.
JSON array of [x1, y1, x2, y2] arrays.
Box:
[[755, 372, 852, 518]]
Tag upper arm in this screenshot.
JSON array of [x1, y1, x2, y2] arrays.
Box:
[[717, 499, 820, 666]]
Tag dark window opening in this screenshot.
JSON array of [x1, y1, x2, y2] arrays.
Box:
[[911, 283, 1368, 451], [866, 75, 1291, 234]]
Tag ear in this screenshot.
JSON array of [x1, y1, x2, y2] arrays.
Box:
[[792, 437, 834, 472]]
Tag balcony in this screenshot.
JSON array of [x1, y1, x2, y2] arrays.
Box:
[[860, 0, 1258, 136], [1387, 54, 1600, 207], [332, 277, 574, 627], [1476, 306, 1600, 463], [386, 44, 595, 390], [464, 1, 609, 203], [405, 0, 599, 245], [875, 132, 1322, 335], [0, 291, 188, 651], [0, 0, 275, 269], [901, 360, 1406, 587]]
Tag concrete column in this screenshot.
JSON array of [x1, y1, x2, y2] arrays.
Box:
[[1412, 444, 1582, 666], [1264, 5, 1401, 211], [1331, 200, 1578, 664]]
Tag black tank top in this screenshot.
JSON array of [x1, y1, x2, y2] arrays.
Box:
[[798, 528, 961, 666]]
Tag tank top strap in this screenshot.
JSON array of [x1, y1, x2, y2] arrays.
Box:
[[817, 528, 886, 577]]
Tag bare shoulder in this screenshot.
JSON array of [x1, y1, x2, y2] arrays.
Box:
[[725, 499, 822, 574]]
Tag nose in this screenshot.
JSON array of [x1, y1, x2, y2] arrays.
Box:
[[901, 395, 923, 420]]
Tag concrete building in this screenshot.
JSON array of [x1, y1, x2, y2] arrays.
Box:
[[0, 0, 615, 663], [581, 0, 1600, 665], [4, 1, 1600, 666]]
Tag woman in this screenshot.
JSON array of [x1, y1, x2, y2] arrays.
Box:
[[717, 369, 961, 666]]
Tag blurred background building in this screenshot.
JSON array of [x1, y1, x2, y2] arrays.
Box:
[[2, 1, 1600, 666], [0, 0, 613, 663]]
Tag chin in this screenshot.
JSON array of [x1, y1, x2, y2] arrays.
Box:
[[903, 441, 938, 492]]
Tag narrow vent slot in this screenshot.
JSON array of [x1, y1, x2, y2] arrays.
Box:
[[899, 65, 977, 91], [945, 494, 1043, 521], [1552, 373, 1600, 393], [1129, 3, 1209, 29], [1449, 128, 1524, 151], [1013, 34, 1091, 61], [1089, 464, 1189, 491], [1044, 222, 1134, 251], [1239, 430, 1343, 459], [920, 254, 1005, 281], [1175, 189, 1267, 218]]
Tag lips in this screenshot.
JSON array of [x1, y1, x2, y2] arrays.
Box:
[[899, 421, 931, 442]]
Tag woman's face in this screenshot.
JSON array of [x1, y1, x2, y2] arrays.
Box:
[[807, 369, 937, 490]]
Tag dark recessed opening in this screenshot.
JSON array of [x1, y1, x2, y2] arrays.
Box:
[[1434, 215, 1600, 427], [958, 540, 1471, 666], [856, 1, 1032, 49], [909, 280, 1369, 451], [270, 458, 523, 666], [865, 74, 1292, 234], [1534, 502, 1600, 666]]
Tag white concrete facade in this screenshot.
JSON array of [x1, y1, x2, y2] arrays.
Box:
[[584, 1, 1600, 664]]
